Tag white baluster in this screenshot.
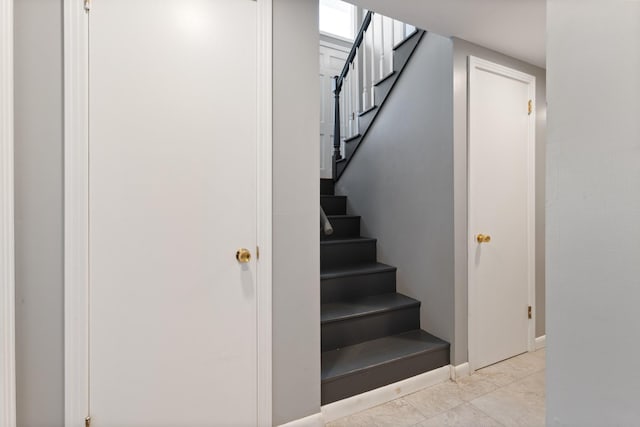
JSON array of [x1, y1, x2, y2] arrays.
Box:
[[341, 75, 347, 156], [379, 15, 385, 79], [368, 25, 375, 109], [349, 62, 356, 137], [383, 17, 393, 76], [361, 30, 370, 111], [406, 24, 416, 37], [345, 72, 352, 139], [393, 19, 403, 48], [369, 16, 376, 105]]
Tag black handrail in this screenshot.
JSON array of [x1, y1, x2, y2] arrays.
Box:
[[332, 11, 374, 178]]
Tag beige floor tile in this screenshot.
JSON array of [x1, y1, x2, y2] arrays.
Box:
[[474, 352, 546, 387], [532, 348, 546, 359], [455, 373, 499, 401], [403, 381, 465, 419], [328, 353, 545, 427], [416, 403, 504, 427], [469, 371, 545, 427], [326, 398, 426, 427]]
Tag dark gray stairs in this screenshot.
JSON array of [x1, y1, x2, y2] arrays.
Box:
[[320, 178, 449, 404]]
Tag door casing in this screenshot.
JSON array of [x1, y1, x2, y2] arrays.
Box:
[[0, 0, 16, 424], [62, 1, 273, 425], [467, 56, 536, 372]]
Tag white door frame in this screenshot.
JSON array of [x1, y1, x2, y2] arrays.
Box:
[[467, 56, 536, 372], [62, 1, 273, 426], [0, 0, 16, 425]]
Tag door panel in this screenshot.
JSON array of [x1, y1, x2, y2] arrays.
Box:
[[89, 1, 257, 425], [469, 57, 535, 370]]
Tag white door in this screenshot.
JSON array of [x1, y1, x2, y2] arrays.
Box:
[[468, 57, 535, 370], [320, 43, 349, 178], [88, 1, 258, 425]]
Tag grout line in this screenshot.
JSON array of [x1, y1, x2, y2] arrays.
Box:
[[330, 356, 545, 425], [401, 381, 464, 421], [467, 402, 507, 426]]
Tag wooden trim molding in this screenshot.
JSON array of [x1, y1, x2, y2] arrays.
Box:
[[277, 413, 324, 427], [63, 1, 90, 425], [321, 366, 451, 422], [256, 0, 274, 425], [0, 0, 16, 425]]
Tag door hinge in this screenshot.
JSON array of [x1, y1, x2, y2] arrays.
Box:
[[528, 306, 532, 319], [83, 0, 91, 12], [527, 100, 533, 115], [85, 416, 92, 427]]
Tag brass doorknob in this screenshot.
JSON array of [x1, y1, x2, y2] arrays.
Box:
[[236, 248, 251, 263], [476, 234, 491, 244]]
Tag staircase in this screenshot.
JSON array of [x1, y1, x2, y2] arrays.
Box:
[[334, 29, 425, 179], [320, 179, 450, 404]]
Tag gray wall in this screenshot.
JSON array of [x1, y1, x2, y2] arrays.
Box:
[[547, 1, 640, 424], [272, 0, 321, 424], [452, 38, 547, 364], [14, 1, 321, 425], [335, 34, 546, 367], [14, 0, 65, 426], [336, 33, 456, 356]]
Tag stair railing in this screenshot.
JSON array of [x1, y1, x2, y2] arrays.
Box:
[[331, 11, 417, 179]]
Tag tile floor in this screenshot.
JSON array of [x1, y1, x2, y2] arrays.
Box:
[[328, 348, 546, 427]]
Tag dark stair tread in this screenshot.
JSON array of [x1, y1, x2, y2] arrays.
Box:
[[320, 236, 376, 246], [321, 293, 419, 324], [374, 71, 396, 87], [321, 329, 449, 382], [393, 29, 420, 51], [320, 178, 335, 195], [321, 262, 396, 279], [344, 133, 361, 143], [358, 105, 378, 117]]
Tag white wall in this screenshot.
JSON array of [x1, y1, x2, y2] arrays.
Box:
[[452, 38, 547, 365], [547, 0, 640, 424], [335, 32, 456, 356], [14, 0, 65, 425], [272, 0, 321, 424]]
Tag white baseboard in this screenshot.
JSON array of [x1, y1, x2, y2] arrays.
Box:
[[535, 335, 546, 350], [277, 412, 324, 427], [450, 362, 470, 380], [321, 365, 451, 423]]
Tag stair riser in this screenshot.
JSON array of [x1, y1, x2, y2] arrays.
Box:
[[321, 196, 347, 215], [320, 179, 335, 196], [374, 75, 397, 105], [321, 346, 450, 405], [321, 217, 360, 240], [392, 32, 423, 73], [321, 270, 396, 304], [344, 138, 360, 160], [357, 110, 376, 136], [322, 307, 420, 351], [320, 240, 376, 269]]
